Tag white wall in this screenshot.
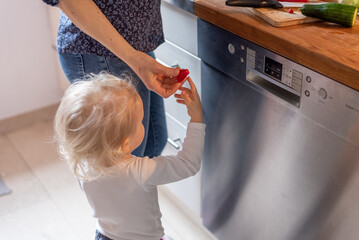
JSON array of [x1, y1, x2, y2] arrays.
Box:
[[47, 5, 70, 92], [0, 1, 63, 121]]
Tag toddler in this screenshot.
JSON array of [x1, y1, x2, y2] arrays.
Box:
[[54, 73, 205, 240]]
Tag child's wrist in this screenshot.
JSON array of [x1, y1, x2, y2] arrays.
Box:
[[190, 116, 203, 123]]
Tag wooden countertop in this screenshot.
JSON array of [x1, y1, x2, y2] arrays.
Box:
[[194, 0, 359, 91]]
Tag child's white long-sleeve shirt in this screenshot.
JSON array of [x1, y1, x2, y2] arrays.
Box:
[[80, 122, 206, 240]]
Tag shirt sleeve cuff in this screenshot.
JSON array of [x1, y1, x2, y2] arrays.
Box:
[[187, 122, 206, 130]]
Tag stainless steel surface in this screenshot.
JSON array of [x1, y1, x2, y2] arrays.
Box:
[[199, 19, 359, 240]]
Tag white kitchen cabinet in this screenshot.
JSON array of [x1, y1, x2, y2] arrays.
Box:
[[161, 1, 198, 56], [154, 1, 202, 223]]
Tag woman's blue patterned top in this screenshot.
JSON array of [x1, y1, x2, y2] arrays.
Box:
[[43, 0, 164, 58]]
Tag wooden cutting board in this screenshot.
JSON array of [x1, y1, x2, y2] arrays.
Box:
[[246, 6, 321, 27]]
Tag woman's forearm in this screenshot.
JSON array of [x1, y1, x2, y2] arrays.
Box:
[[57, 0, 181, 98], [58, 0, 137, 65]]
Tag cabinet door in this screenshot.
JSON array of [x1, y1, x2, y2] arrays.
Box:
[[161, 139, 203, 223], [154, 40, 202, 222], [161, 1, 198, 56]]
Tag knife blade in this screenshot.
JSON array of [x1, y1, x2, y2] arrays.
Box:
[[226, 0, 284, 8]]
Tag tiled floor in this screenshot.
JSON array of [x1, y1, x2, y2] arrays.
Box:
[[0, 119, 216, 240]]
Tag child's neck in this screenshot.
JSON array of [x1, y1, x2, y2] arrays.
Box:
[[105, 153, 134, 168]]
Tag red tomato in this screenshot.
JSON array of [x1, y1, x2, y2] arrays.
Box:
[[177, 69, 190, 82]]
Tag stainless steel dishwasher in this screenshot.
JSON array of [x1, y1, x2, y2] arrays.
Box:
[[198, 19, 359, 240]]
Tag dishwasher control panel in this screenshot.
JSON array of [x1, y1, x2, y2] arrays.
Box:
[[247, 48, 303, 96], [197, 18, 359, 145]]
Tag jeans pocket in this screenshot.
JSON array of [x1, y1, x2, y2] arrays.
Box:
[[95, 230, 113, 240], [58, 53, 85, 84]]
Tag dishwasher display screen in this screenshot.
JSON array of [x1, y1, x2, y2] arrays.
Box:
[[265, 57, 282, 81]]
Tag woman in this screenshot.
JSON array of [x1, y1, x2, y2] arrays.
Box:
[[43, 0, 183, 158]]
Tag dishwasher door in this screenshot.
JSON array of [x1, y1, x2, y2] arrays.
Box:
[[199, 19, 359, 240]]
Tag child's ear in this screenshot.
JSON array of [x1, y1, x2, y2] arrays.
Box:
[[120, 138, 130, 153]]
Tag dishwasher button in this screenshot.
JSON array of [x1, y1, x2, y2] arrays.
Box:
[[228, 44, 235, 54], [305, 90, 310, 97], [318, 88, 327, 99], [306, 76, 312, 83]]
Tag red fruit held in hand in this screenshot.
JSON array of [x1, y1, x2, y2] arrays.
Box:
[[176, 69, 190, 82]]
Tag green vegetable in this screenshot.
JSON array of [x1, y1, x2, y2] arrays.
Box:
[[300, 3, 358, 27]]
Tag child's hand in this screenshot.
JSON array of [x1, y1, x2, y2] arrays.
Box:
[[174, 77, 203, 123]]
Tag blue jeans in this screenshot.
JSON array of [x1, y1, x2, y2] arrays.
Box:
[[95, 230, 164, 240], [58, 52, 167, 158], [95, 230, 112, 240]]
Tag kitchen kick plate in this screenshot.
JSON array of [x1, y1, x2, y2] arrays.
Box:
[[246, 3, 322, 27]]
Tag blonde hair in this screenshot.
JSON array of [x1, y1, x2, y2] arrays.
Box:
[[54, 72, 141, 181]]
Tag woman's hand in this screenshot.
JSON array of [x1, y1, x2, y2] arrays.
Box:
[[129, 51, 183, 98], [174, 77, 203, 123]]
